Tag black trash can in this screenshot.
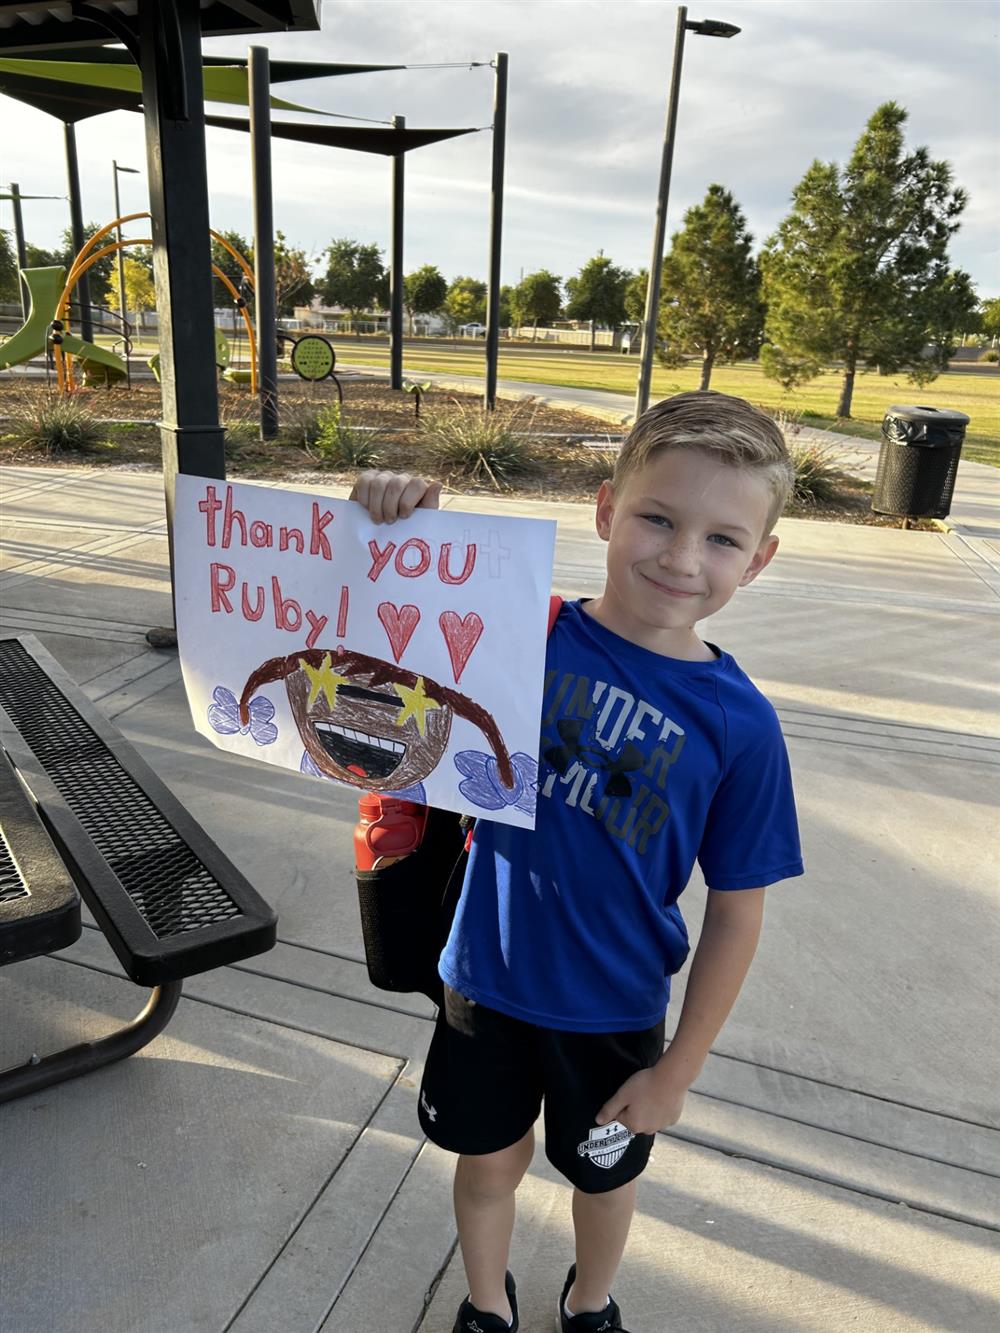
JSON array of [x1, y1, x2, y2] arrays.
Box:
[[872, 405, 970, 520]]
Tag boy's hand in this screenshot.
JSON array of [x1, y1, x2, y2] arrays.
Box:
[[596, 1060, 691, 1136], [350, 470, 442, 524]]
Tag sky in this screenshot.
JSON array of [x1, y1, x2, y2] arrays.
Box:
[[1, 0, 998, 298]]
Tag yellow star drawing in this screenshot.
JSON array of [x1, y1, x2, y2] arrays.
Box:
[[393, 676, 440, 736], [300, 654, 348, 711]]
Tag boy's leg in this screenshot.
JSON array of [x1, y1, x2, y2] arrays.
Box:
[[453, 1127, 535, 1320], [567, 1177, 637, 1313]]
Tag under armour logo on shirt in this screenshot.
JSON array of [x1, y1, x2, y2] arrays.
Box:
[[420, 1089, 438, 1122]]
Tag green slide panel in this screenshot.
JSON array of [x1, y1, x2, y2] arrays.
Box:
[[61, 330, 127, 378], [0, 266, 65, 370], [0, 265, 127, 379]]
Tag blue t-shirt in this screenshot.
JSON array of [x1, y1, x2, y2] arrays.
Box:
[[438, 599, 803, 1033]]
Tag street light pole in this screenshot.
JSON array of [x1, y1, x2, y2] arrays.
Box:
[[634, 9, 740, 421]]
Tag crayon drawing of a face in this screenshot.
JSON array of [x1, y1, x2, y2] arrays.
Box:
[[239, 646, 513, 793]]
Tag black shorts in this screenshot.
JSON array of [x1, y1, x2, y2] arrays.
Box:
[[418, 985, 665, 1194]]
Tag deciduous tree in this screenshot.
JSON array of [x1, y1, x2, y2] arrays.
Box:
[[760, 102, 974, 417], [403, 263, 447, 333], [511, 269, 562, 339], [273, 231, 315, 318], [980, 298, 1000, 344], [319, 238, 387, 334], [210, 229, 253, 310], [443, 276, 487, 332], [103, 257, 156, 331], [564, 252, 631, 327], [623, 269, 648, 324], [657, 184, 763, 390], [0, 229, 18, 302]]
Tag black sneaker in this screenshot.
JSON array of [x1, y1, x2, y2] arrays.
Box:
[[453, 1269, 518, 1332], [556, 1264, 627, 1332]]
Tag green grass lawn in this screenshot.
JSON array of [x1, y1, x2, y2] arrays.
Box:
[[90, 332, 999, 466], [327, 342, 999, 463]]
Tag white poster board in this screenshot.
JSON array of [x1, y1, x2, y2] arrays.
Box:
[[174, 476, 557, 828]]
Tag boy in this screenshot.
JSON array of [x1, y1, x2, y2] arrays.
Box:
[[351, 391, 803, 1332]]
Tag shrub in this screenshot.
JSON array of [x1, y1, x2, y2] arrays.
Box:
[[6, 391, 103, 455], [421, 397, 540, 488], [787, 440, 852, 507], [307, 402, 380, 468], [980, 348, 999, 363]]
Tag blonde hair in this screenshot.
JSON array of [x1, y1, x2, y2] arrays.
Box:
[[614, 391, 795, 533]]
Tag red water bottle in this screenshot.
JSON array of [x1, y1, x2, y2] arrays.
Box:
[[354, 794, 428, 871]]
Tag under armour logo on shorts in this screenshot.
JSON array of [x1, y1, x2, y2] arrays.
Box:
[[577, 1120, 635, 1169]]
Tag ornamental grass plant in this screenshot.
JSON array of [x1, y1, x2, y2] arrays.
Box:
[[420, 396, 541, 488], [7, 390, 104, 455]]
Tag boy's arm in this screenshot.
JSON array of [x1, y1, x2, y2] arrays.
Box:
[[350, 469, 442, 524], [596, 887, 765, 1135]]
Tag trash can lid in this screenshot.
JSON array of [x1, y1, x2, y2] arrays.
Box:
[[885, 404, 971, 426]]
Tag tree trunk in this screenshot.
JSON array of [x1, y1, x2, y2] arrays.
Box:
[[532, 319, 538, 343], [699, 348, 715, 391], [836, 342, 858, 418]]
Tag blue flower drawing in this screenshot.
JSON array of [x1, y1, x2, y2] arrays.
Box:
[[455, 750, 538, 815], [208, 685, 278, 746]]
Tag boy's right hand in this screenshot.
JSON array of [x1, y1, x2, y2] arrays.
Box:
[[350, 470, 442, 525]]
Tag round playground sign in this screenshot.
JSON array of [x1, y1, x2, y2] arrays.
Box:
[[290, 335, 335, 382]]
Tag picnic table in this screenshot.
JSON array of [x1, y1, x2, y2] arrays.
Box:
[[0, 633, 277, 1103]]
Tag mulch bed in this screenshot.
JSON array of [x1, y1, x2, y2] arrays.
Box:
[[0, 377, 939, 528]]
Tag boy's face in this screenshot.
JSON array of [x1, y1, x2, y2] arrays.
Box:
[[595, 448, 779, 642]]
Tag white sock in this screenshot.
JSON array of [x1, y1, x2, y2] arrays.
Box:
[[564, 1294, 609, 1318]]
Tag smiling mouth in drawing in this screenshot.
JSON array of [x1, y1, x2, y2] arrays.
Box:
[[313, 721, 406, 780]]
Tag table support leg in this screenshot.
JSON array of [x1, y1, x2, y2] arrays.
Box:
[[0, 980, 183, 1104]]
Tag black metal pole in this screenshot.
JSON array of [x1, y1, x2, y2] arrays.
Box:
[[112, 163, 132, 387], [139, 0, 225, 639], [635, 5, 688, 421], [484, 51, 508, 411], [249, 45, 278, 440], [9, 182, 28, 321], [389, 114, 405, 391], [64, 123, 94, 344]]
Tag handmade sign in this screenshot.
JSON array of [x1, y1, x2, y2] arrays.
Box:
[[174, 476, 557, 828]]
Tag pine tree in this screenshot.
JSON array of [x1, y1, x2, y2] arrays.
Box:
[[760, 102, 974, 418], [657, 185, 762, 391]]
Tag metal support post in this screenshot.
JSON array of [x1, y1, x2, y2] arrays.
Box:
[[390, 114, 405, 390], [139, 0, 225, 616], [484, 52, 508, 411], [249, 45, 278, 440], [65, 123, 95, 343], [8, 182, 28, 321]]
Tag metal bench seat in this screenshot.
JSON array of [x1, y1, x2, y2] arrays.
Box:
[[0, 746, 81, 967], [0, 632, 277, 1102]]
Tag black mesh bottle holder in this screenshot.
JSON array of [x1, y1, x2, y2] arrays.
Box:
[[355, 805, 469, 1002]]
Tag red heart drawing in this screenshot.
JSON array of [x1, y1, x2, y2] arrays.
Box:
[[439, 610, 484, 683], [377, 602, 421, 662]]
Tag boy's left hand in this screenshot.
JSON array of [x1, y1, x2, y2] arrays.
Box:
[[596, 1065, 691, 1136]]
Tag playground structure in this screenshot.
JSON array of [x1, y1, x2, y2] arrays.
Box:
[[0, 213, 259, 392]]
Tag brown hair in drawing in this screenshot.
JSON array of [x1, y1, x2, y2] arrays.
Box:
[[239, 646, 514, 793]]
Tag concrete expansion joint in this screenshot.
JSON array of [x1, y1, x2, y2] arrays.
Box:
[[662, 1124, 1000, 1236]]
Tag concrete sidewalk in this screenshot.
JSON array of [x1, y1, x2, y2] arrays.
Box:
[[1, 458, 998, 1333]]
